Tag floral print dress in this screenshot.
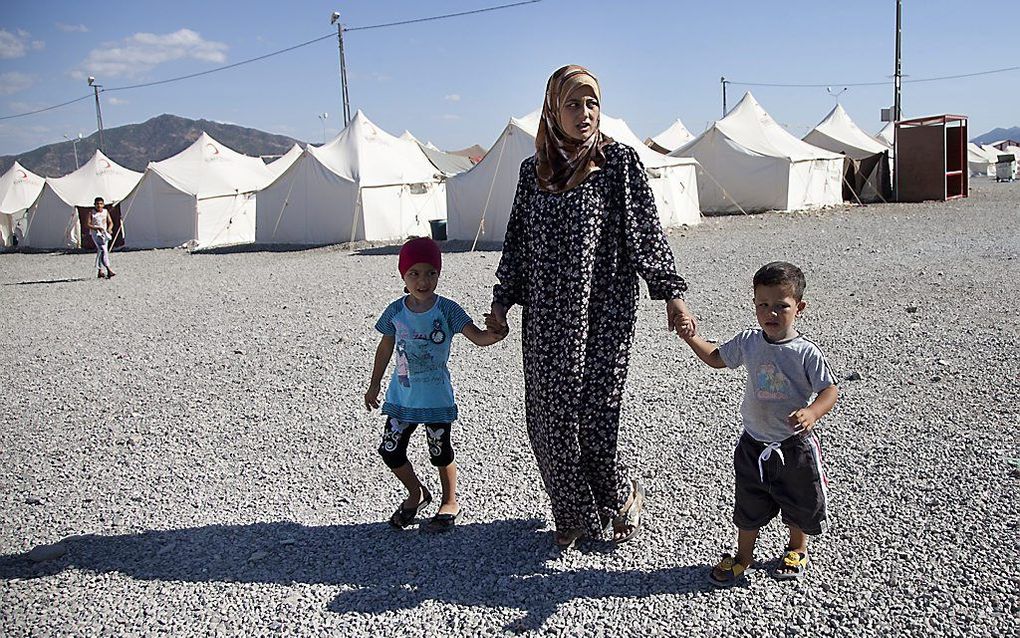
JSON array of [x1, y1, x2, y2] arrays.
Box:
[[493, 142, 688, 538]]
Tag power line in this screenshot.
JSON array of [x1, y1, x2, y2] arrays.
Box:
[[0, 94, 92, 121], [728, 64, 1020, 88], [0, 0, 544, 121], [344, 0, 542, 32], [105, 33, 336, 93]]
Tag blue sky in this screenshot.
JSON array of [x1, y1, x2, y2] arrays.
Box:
[[2, 0, 1018, 157]]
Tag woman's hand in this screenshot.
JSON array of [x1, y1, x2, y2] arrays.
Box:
[[485, 302, 510, 337], [666, 298, 696, 339]]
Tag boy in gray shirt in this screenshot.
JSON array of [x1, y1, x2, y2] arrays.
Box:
[[682, 261, 838, 587]]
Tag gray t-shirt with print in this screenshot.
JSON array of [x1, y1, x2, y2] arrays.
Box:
[[718, 328, 837, 442]]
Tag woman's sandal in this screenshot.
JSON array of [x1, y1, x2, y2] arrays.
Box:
[[553, 528, 584, 550], [425, 509, 460, 533], [611, 479, 646, 544], [773, 549, 809, 580], [709, 552, 750, 588], [388, 486, 433, 529]]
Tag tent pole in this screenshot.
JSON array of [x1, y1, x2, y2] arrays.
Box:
[[721, 77, 728, 116], [270, 168, 300, 241], [349, 188, 362, 243], [471, 132, 508, 252], [698, 164, 748, 216]]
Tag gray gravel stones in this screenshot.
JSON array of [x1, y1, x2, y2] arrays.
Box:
[[1, 179, 1018, 636]]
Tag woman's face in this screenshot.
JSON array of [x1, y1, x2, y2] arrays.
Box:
[[558, 85, 599, 141]]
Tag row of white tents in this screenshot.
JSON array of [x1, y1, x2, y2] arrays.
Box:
[[0, 92, 981, 250], [968, 141, 1020, 177]]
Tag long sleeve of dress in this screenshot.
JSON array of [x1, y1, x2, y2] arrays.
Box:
[[619, 146, 688, 301], [492, 159, 533, 309]]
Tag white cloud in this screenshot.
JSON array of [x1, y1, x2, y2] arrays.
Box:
[[444, 94, 461, 102], [0, 72, 35, 95], [107, 96, 128, 105], [0, 29, 42, 59], [71, 28, 228, 80], [56, 23, 89, 33]]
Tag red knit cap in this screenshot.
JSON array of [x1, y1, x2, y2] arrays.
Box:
[[398, 237, 442, 277]]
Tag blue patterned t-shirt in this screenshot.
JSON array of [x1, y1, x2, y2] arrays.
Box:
[[375, 295, 472, 423]]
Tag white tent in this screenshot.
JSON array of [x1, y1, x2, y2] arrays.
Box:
[[967, 143, 997, 177], [671, 92, 843, 213], [804, 104, 892, 160], [803, 104, 892, 203], [0, 162, 44, 247], [23, 151, 142, 249], [645, 119, 695, 154], [121, 133, 272, 249], [400, 131, 474, 176], [875, 122, 895, 148], [255, 111, 445, 245], [266, 144, 303, 183], [446, 110, 700, 244]]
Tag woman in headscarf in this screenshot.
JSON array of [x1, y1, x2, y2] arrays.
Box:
[[487, 65, 695, 547]]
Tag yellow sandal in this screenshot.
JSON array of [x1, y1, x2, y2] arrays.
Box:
[[709, 552, 749, 588], [774, 550, 808, 580]]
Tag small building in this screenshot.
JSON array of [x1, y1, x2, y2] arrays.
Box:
[[895, 115, 968, 202]]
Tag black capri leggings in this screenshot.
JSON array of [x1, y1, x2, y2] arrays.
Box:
[[378, 416, 454, 469]]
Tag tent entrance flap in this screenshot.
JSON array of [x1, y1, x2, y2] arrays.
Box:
[[77, 204, 125, 249]]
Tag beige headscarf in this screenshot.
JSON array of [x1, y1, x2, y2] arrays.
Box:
[[535, 65, 614, 193]]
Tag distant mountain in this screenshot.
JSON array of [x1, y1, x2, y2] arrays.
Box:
[[0, 114, 305, 177], [972, 126, 1020, 145]]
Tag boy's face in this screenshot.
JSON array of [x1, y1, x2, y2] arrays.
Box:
[[753, 284, 805, 341], [402, 262, 439, 303]]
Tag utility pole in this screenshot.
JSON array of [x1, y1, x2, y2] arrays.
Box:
[[720, 76, 728, 116], [331, 11, 352, 127], [88, 76, 105, 151], [893, 0, 902, 122]]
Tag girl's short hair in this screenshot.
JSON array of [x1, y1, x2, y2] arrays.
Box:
[[753, 261, 806, 300]]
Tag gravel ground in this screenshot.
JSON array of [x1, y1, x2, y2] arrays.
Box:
[[1, 178, 1018, 637]]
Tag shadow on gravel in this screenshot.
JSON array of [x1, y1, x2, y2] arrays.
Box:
[[353, 239, 504, 257], [0, 518, 707, 631], [3, 277, 91, 286]]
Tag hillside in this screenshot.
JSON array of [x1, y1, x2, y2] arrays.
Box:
[[972, 126, 1020, 145], [0, 114, 305, 177]]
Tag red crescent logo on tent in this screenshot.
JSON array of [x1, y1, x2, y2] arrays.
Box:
[[16, 169, 27, 179], [99, 159, 111, 169], [205, 143, 220, 155]]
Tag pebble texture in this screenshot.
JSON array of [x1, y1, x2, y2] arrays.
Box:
[[1, 180, 1018, 636]]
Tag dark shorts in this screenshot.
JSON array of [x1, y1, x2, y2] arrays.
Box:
[[733, 430, 828, 535]]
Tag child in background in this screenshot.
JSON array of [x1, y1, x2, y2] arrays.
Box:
[[681, 261, 838, 586], [365, 237, 506, 532]]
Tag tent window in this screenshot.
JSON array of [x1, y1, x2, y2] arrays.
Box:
[[409, 183, 428, 195]]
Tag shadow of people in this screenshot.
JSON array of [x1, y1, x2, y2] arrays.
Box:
[[0, 518, 708, 631], [4, 277, 91, 286]]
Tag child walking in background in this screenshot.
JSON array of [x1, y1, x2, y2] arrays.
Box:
[[88, 197, 115, 279], [681, 261, 838, 586], [365, 237, 506, 532]]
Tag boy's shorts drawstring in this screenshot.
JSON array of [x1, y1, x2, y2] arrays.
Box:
[[757, 441, 785, 482]]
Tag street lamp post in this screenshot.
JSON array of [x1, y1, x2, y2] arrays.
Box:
[[63, 133, 83, 169], [318, 112, 329, 144], [87, 76, 105, 151]]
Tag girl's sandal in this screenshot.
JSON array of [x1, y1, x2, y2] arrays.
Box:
[[611, 479, 646, 544], [709, 552, 750, 588], [773, 550, 809, 580], [388, 487, 433, 529]]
